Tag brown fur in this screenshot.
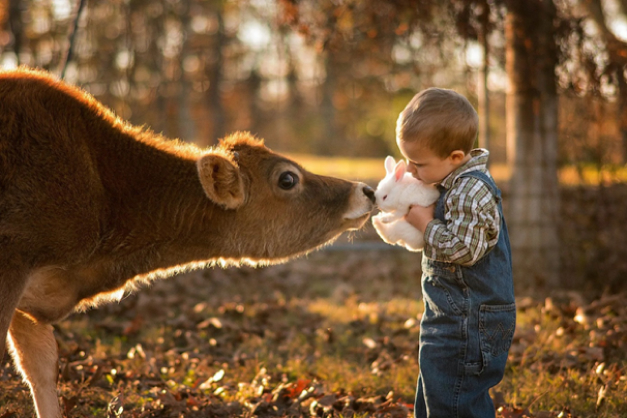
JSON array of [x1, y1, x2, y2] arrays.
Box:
[[0, 67, 375, 418]]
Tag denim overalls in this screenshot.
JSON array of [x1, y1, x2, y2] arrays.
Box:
[[415, 171, 516, 418]]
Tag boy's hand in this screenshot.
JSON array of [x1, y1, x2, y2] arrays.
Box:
[[405, 204, 435, 233]]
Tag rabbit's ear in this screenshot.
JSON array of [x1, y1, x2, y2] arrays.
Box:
[[384, 156, 396, 174], [394, 160, 407, 181]]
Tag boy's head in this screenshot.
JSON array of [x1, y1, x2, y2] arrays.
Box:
[[396, 88, 479, 184]]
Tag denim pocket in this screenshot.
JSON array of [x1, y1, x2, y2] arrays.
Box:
[[479, 303, 516, 357], [422, 261, 468, 316], [423, 275, 467, 316]]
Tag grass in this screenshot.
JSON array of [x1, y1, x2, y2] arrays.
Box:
[[2, 156, 627, 417], [500, 296, 627, 416], [2, 248, 626, 417]]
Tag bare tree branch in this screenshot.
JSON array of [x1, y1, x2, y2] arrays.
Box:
[[60, 0, 87, 79]]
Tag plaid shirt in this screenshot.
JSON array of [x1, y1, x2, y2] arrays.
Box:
[[423, 149, 500, 266]]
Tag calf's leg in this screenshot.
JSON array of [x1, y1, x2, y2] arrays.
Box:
[[8, 311, 62, 418], [0, 264, 28, 363]]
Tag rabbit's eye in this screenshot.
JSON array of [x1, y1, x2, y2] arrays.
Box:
[[383, 195, 387, 201]]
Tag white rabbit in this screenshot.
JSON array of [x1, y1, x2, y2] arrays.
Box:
[[372, 156, 440, 251]]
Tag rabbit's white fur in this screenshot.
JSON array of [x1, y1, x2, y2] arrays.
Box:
[[372, 156, 440, 251]]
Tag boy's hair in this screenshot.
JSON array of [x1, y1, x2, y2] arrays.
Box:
[[396, 88, 479, 157]]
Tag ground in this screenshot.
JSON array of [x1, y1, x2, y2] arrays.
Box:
[[2, 181, 627, 418], [1, 223, 626, 417]]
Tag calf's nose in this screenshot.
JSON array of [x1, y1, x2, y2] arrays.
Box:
[[362, 185, 376, 204]]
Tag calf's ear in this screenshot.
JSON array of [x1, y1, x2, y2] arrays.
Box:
[[197, 154, 246, 209]]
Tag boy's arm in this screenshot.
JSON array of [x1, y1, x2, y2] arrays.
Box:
[[405, 203, 435, 232], [420, 178, 500, 266]]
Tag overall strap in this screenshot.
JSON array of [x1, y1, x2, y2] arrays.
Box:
[[434, 170, 500, 222], [458, 170, 501, 203]]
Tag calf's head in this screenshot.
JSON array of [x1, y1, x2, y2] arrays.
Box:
[[196, 132, 375, 262]]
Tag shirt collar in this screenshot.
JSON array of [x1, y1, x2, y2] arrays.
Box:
[[439, 148, 490, 190]]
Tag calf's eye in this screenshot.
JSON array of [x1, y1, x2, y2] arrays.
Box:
[[278, 171, 299, 190]]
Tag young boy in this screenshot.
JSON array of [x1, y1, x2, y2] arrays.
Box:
[[398, 88, 516, 417]]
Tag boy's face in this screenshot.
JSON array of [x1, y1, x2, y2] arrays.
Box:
[[398, 139, 470, 185]]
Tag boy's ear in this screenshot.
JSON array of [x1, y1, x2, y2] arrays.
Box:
[[449, 150, 467, 163], [384, 156, 396, 174], [394, 160, 407, 181], [197, 153, 246, 209]]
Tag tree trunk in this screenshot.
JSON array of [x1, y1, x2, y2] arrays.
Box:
[[319, 50, 339, 155], [205, 11, 226, 146], [178, 0, 196, 143], [505, 0, 561, 287], [478, 4, 490, 155], [478, 31, 490, 154], [8, 0, 23, 63], [617, 69, 627, 163], [247, 69, 262, 138]]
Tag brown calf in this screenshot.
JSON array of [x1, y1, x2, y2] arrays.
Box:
[[0, 68, 375, 418]]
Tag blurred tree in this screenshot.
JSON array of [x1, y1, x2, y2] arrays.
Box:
[[60, 0, 87, 78], [0, 1, 7, 55], [319, 49, 339, 155], [1, 0, 474, 157], [451, 0, 498, 153], [177, 0, 196, 143], [579, 0, 627, 163], [504, 0, 561, 287], [8, 0, 23, 63], [204, 6, 226, 145], [277, 0, 466, 156], [477, 4, 491, 153]]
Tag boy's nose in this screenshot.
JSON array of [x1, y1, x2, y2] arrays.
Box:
[[408, 170, 420, 181]]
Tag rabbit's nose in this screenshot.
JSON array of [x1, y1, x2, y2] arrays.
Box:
[[362, 185, 376, 204]]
